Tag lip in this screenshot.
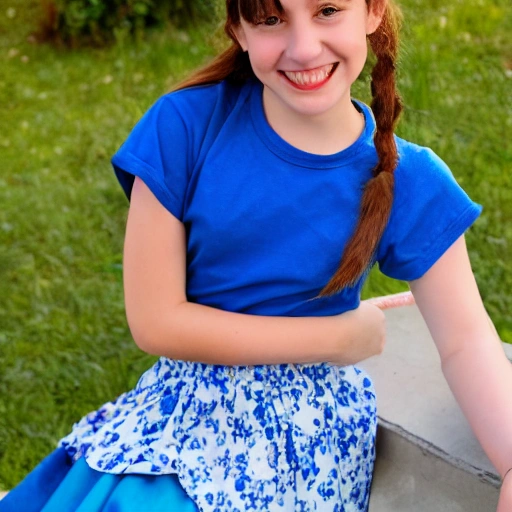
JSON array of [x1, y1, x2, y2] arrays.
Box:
[[279, 63, 338, 91]]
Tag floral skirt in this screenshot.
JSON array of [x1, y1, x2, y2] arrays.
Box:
[[4, 358, 377, 512]]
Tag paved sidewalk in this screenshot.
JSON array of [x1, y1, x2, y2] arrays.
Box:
[[361, 304, 511, 511]]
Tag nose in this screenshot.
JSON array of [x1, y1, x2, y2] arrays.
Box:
[[284, 19, 323, 66]]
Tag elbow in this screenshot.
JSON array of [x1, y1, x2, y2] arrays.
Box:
[[125, 295, 193, 358], [439, 344, 465, 372], [126, 310, 177, 357], [439, 330, 505, 375], [127, 318, 159, 355]]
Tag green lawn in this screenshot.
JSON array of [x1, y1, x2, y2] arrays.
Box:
[[1, 0, 511, 489]]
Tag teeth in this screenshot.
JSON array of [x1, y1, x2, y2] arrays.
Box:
[[284, 64, 334, 86]]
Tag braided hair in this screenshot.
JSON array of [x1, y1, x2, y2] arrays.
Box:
[[319, 0, 403, 295]]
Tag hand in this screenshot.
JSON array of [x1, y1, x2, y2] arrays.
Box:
[[497, 471, 512, 512], [332, 301, 386, 366]]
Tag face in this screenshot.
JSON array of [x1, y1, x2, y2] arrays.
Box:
[[233, 0, 385, 122]]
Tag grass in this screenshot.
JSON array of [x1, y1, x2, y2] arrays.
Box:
[[1, 0, 511, 489]]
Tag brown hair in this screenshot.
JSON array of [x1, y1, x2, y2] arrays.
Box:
[[175, 0, 403, 296]]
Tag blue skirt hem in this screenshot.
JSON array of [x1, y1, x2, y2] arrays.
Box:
[[0, 447, 198, 512]]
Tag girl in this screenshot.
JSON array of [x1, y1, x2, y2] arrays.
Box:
[[2, 0, 512, 510]]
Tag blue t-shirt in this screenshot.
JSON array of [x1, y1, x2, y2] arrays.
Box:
[[112, 79, 482, 317]]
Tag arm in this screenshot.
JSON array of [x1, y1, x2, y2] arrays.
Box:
[[122, 177, 386, 366], [409, 235, 512, 485]]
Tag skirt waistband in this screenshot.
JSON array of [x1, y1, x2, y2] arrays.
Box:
[[138, 357, 353, 392]]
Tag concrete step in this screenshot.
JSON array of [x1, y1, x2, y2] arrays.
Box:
[[361, 305, 511, 511]]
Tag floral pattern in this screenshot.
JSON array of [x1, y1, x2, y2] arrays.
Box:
[[59, 358, 377, 511]]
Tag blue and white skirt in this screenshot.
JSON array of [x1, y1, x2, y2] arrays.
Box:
[[2, 358, 377, 512]]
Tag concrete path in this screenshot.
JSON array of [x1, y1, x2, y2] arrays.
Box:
[[361, 304, 511, 511]]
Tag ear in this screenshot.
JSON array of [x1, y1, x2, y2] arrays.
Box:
[[232, 23, 248, 52], [366, 0, 387, 35]]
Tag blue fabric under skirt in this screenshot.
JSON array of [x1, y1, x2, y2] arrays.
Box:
[[0, 447, 198, 512]]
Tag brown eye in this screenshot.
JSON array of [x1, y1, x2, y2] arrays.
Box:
[[320, 6, 339, 16], [264, 16, 281, 26]]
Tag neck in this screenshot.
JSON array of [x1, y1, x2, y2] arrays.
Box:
[[262, 88, 365, 156]]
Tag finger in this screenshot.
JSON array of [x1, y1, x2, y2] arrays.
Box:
[[364, 291, 415, 310]]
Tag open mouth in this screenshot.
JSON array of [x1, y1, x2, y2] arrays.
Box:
[[280, 63, 338, 89]]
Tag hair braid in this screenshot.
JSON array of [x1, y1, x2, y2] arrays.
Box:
[[318, 1, 403, 296]]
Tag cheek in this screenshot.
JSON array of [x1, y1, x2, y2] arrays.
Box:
[[351, 38, 369, 66], [336, 30, 368, 67], [246, 36, 284, 73]]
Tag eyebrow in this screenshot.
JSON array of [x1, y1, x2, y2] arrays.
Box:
[[309, 0, 351, 3], [301, 0, 351, 8]]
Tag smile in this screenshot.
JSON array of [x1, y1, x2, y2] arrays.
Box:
[[280, 63, 338, 90]]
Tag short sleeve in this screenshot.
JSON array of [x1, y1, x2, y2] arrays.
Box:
[[112, 95, 190, 220], [376, 143, 482, 281]]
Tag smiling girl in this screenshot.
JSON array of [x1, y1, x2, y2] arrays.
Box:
[[2, 0, 512, 511]]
